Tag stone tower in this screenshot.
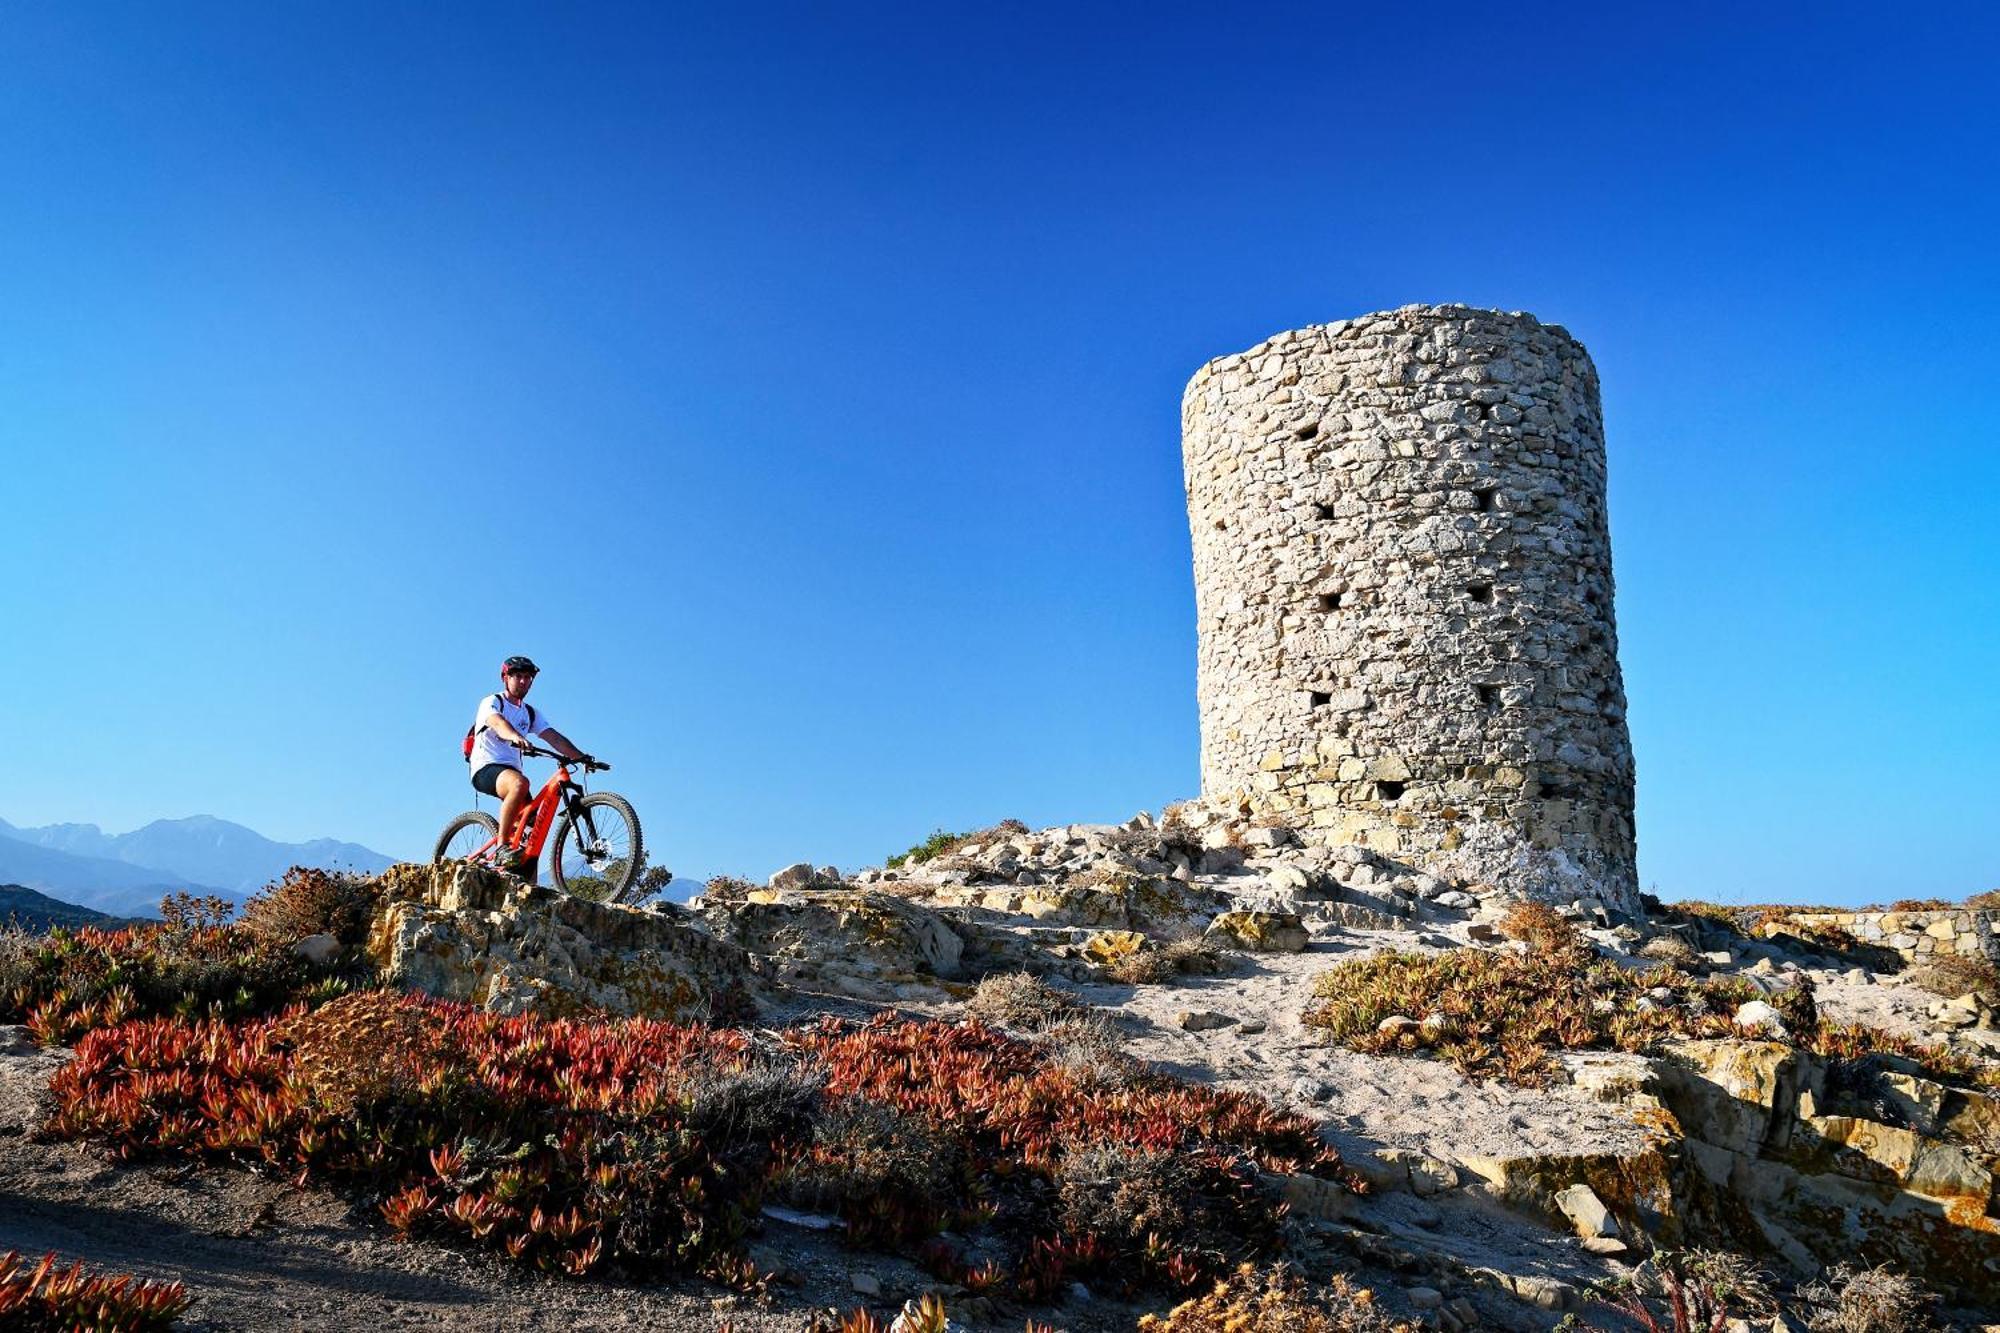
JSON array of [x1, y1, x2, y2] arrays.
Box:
[[1181, 305, 1638, 914]]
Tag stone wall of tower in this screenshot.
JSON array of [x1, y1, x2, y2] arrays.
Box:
[[1182, 305, 1638, 913]]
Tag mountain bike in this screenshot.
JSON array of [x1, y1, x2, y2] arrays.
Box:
[[432, 744, 645, 903]]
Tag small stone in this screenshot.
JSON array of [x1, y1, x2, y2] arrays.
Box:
[[293, 933, 340, 965], [1581, 1236, 1629, 1256], [1406, 1155, 1459, 1196], [1434, 890, 1477, 910], [1703, 950, 1735, 967], [1291, 1076, 1332, 1103], [1419, 1012, 1457, 1041], [1238, 1017, 1268, 1034], [1177, 1010, 1237, 1032], [1377, 1015, 1421, 1038], [1406, 1287, 1443, 1310], [1554, 1183, 1617, 1238], [851, 1271, 882, 1297], [1732, 1000, 1788, 1037]]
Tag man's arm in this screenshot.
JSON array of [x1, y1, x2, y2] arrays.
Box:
[[537, 727, 599, 765]]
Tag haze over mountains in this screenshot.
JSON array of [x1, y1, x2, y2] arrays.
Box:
[[0, 815, 394, 917]]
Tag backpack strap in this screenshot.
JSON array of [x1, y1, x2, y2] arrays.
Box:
[[478, 694, 535, 739]]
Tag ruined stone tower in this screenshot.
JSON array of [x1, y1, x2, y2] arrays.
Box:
[[1182, 305, 1638, 913]]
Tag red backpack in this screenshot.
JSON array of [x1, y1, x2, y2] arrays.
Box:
[[462, 694, 535, 761]]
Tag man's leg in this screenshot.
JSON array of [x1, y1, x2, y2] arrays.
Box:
[[496, 767, 531, 846]]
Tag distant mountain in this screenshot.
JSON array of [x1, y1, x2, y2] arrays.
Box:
[[0, 834, 213, 917], [0, 815, 395, 898], [0, 883, 132, 932]]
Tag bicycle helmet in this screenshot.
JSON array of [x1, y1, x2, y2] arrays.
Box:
[[502, 655, 539, 676]]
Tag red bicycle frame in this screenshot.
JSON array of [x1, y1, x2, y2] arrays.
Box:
[[465, 762, 577, 865]]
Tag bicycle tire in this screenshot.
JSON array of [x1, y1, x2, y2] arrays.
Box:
[[432, 811, 499, 864], [550, 792, 644, 903]]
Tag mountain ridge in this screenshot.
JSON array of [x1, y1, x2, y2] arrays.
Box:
[[0, 814, 395, 914]]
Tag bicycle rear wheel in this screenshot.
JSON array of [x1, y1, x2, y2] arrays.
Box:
[[432, 811, 499, 864], [550, 793, 643, 903]]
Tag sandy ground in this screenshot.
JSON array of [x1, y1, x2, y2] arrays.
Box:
[[1076, 940, 1656, 1167]]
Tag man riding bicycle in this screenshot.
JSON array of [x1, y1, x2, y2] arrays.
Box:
[[468, 655, 607, 873]]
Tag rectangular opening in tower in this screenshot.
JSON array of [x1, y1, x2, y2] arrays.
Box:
[[1317, 592, 1342, 613], [1375, 780, 1406, 802], [1474, 486, 1498, 513], [1476, 684, 1501, 711], [1467, 583, 1494, 604], [1308, 690, 1332, 709], [1312, 502, 1336, 521]]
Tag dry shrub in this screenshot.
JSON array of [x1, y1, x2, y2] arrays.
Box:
[[277, 989, 445, 1112], [238, 867, 374, 949], [1888, 899, 1952, 912], [701, 875, 758, 901], [1056, 1143, 1279, 1271], [1906, 954, 2000, 1000], [2, 910, 331, 1044], [965, 973, 1084, 1031], [1963, 889, 2000, 910], [1795, 1263, 1941, 1333], [1039, 1013, 1135, 1090], [1638, 934, 1699, 967], [1593, 1249, 1773, 1332], [887, 820, 1030, 869], [1136, 1263, 1416, 1333], [683, 1055, 823, 1144], [1498, 900, 1582, 953], [773, 1100, 964, 1242], [1305, 942, 1978, 1090], [1103, 937, 1226, 986]]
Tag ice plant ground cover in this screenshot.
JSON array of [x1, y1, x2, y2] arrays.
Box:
[[40, 991, 1355, 1304], [0, 1249, 189, 1331]]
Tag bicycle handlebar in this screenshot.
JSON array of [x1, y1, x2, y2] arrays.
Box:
[[517, 742, 609, 772]]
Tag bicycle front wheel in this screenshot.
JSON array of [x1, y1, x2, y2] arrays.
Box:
[[550, 793, 643, 903], [433, 811, 499, 864]]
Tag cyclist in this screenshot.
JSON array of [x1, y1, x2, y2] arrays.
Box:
[[468, 655, 607, 873]]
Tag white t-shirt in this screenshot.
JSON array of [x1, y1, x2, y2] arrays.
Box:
[[469, 694, 554, 772]]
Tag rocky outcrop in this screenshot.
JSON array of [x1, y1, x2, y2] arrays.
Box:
[[362, 863, 754, 1020], [696, 887, 967, 1002], [1653, 1039, 1999, 1302]]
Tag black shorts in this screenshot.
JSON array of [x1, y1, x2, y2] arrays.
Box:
[[471, 763, 520, 797]]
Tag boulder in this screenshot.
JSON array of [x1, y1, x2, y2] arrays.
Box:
[[1206, 910, 1309, 952], [363, 862, 754, 1020], [1732, 1000, 1789, 1038], [701, 889, 965, 1000], [768, 861, 818, 891], [292, 932, 340, 965], [1081, 930, 1147, 967], [1554, 1183, 1617, 1238]]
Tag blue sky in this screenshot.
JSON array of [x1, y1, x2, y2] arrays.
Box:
[[2, 3, 1995, 903]]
